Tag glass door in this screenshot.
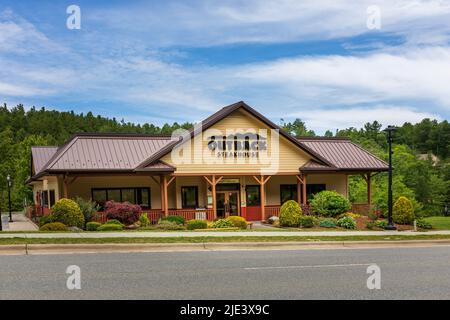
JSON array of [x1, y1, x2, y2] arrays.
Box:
[[216, 191, 240, 217], [216, 192, 226, 218]]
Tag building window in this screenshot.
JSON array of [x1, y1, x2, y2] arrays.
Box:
[[280, 184, 297, 204], [246, 185, 260, 206], [181, 186, 198, 209], [49, 190, 56, 208], [306, 184, 326, 202], [91, 188, 151, 209], [42, 190, 49, 207]]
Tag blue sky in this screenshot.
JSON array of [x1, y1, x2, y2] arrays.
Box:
[[1, 0, 450, 133]]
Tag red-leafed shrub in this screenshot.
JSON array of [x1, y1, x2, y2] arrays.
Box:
[[104, 201, 141, 225]]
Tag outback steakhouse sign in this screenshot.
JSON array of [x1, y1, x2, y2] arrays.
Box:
[[207, 132, 267, 158]]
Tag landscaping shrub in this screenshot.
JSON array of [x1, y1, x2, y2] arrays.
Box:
[[366, 221, 376, 230], [105, 219, 124, 226], [98, 223, 123, 231], [368, 212, 378, 221], [212, 219, 234, 229], [104, 201, 141, 225], [226, 216, 248, 229], [375, 220, 388, 228], [319, 218, 337, 228], [187, 219, 208, 230], [393, 196, 415, 225], [310, 190, 351, 217], [74, 197, 99, 224], [39, 214, 55, 227], [86, 221, 101, 231], [40, 222, 68, 231], [155, 220, 186, 230], [279, 200, 302, 227], [416, 218, 432, 229], [164, 215, 185, 225], [139, 213, 151, 227], [51, 198, 85, 229], [299, 216, 315, 228], [337, 216, 356, 229]]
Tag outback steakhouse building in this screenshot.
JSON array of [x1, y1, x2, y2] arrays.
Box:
[[27, 101, 388, 222]]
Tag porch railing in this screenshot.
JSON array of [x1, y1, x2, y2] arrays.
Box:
[[94, 208, 215, 224]]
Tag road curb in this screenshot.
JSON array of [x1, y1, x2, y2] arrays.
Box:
[[2, 239, 450, 255]]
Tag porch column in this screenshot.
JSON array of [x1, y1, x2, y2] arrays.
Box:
[[253, 175, 271, 220], [296, 174, 302, 205], [63, 174, 69, 198], [302, 174, 307, 205], [161, 175, 176, 217], [362, 173, 372, 206], [203, 175, 224, 220]]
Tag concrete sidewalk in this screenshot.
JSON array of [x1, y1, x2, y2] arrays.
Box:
[[1, 213, 38, 231], [1, 229, 450, 238]]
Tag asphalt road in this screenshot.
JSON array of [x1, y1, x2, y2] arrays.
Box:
[[1, 246, 449, 299]]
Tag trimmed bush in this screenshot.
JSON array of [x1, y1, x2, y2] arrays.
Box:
[[86, 221, 101, 231], [337, 216, 356, 229], [105, 201, 141, 225], [187, 219, 207, 230], [164, 215, 185, 225], [393, 196, 415, 225], [416, 218, 432, 229], [368, 212, 378, 221], [299, 216, 315, 228], [51, 198, 85, 229], [74, 197, 99, 224], [212, 219, 234, 229], [98, 223, 123, 231], [155, 220, 186, 230], [319, 218, 337, 228], [139, 213, 151, 227], [226, 216, 248, 229], [310, 190, 351, 217], [366, 221, 376, 230], [376, 220, 388, 228], [105, 219, 124, 226], [40, 222, 68, 231], [279, 200, 302, 227]]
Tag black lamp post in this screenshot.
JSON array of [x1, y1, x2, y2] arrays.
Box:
[[7, 175, 12, 223], [384, 126, 397, 230]]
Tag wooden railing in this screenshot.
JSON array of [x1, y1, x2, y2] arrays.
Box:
[[94, 208, 215, 224]]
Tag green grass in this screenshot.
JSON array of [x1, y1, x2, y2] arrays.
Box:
[[423, 216, 450, 230], [1, 234, 450, 245]]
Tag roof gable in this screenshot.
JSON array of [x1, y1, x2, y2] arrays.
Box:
[[137, 101, 332, 169], [31, 146, 58, 175]]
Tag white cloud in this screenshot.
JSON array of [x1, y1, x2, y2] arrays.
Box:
[[87, 0, 450, 46]]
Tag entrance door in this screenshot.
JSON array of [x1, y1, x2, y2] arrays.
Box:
[[216, 191, 240, 218]]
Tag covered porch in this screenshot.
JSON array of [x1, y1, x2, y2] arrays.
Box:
[[29, 170, 376, 223]]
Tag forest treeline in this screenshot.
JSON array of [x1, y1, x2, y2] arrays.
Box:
[[0, 103, 449, 215]]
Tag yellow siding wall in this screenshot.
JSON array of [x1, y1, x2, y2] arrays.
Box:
[[162, 109, 311, 174]]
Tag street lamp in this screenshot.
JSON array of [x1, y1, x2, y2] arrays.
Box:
[[383, 126, 397, 230], [7, 175, 12, 223]]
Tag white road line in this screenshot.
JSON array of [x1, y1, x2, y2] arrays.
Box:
[[244, 263, 373, 270]]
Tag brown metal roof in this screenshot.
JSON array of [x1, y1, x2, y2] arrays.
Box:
[[31, 146, 58, 174], [298, 138, 388, 171], [44, 135, 174, 171]]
